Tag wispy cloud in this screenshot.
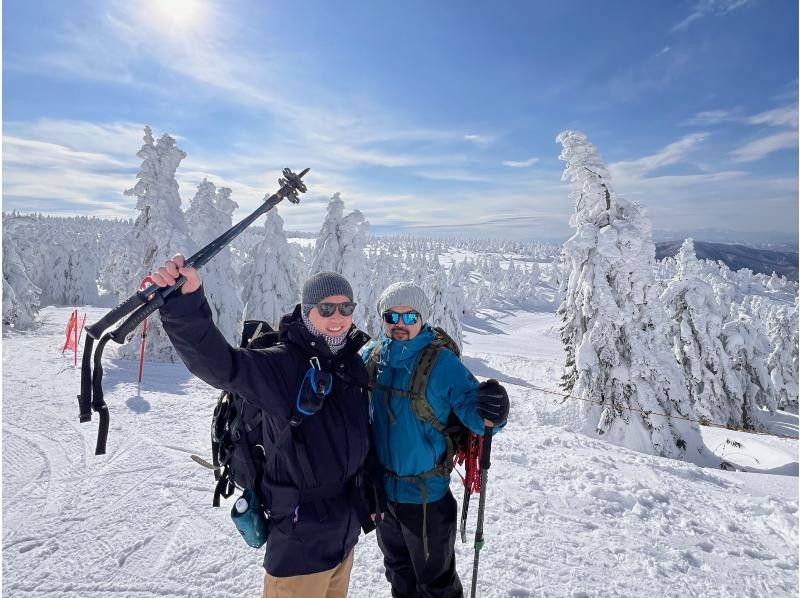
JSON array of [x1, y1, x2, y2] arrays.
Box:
[[463, 134, 493, 146], [683, 109, 740, 126], [727, 102, 799, 163], [502, 157, 539, 168], [609, 133, 708, 180], [747, 105, 798, 128], [671, 0, 753, 32], [729, 131, 798, 163], [4, 136, 127, 168], [414, 170, 491, 183]]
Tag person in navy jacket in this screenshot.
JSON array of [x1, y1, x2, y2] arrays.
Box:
[[153, 255, 376, 598], [361, 282, 510, 598]]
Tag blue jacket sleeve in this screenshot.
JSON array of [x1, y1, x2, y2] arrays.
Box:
[[429, 350, 505, 436], [159, 287, 293, 418]]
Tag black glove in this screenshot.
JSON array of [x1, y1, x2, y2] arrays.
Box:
[[476, 379, 509, 425]]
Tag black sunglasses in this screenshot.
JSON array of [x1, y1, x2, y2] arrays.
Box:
[[382, 310, 421, 326], [315, 301, 357, 317]]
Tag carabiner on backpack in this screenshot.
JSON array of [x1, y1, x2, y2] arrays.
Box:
[[290, 359, 333, 426]]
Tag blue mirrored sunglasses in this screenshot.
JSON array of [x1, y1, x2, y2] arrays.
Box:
[[382, 310, 421, 326]]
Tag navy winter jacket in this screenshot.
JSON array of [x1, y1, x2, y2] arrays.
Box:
[[160, 287, 372, 577]]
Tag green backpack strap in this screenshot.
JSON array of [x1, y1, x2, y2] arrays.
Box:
[[408, 343, 447, 433]]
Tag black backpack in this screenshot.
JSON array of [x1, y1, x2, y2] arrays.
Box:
[[195, 319, 279, 507]]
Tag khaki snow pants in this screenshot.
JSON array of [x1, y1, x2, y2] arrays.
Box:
[[263, 548, 354, 598]]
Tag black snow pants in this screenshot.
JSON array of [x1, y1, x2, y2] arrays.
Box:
[[376, 490, 463, 598]]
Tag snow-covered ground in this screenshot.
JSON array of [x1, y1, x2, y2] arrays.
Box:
[[3, 306, 797, 597]]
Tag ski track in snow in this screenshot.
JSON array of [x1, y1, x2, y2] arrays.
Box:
[[3, 306, 797, 597]]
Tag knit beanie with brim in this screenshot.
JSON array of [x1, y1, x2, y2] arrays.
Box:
[[377, 282, 431, 322], [301, 272, 354, 316]]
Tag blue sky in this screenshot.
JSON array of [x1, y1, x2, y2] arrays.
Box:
[[3, 0, 798, 242]]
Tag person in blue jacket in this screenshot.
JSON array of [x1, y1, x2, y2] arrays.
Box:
[[153, 256, 378, 598], [361, 282, 510, 598]]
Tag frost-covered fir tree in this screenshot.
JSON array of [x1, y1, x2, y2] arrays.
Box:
[[309, 193, 345, 274], [765, 301, 799, 412], [556, 130, 701, 459], [337, 209, 373, 332], [661, 239, 742, 426], [721, 304, 777, 428], [112, 126, 195, 362], [2, 234, 41, 328], [185, 179, 241, 343], [240, 208, 302, 327], [308, 194, 375, 333], [41, 242, 100, 306], [426, 262, 466, 349]]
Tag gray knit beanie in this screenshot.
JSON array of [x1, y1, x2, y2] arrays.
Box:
[[377, 282, 431, 322], [302, 272, 354, 315]]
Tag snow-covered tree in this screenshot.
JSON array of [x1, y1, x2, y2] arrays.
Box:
[[426, 261, 466, 349], [185, 179, 241, 343], [309, 193, 345, 275], [337, 209, 372, 332], [308, 194, 375, 333], [240, 208, 302, 327], [722, 304, 778, 428], [111, 126, 195, 362], [765, 301, 799, 412], [40, 242, 100, 306], [556, 130, 702, 459], [661, 239, 742, 426], [2, 234, 41, 328]]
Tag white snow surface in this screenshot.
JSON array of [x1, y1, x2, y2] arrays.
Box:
[[3, 306, 797, 597]]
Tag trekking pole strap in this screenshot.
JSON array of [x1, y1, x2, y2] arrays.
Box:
[[78, 335, 95, 422], [91, 335, 113, 455]]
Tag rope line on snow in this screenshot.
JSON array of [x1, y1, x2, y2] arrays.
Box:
[[521, 382, 798, 441]]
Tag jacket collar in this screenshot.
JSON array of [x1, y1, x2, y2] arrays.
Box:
[[279, 304, 369, 362]]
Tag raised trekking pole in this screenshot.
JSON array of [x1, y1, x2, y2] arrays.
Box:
[[470, 420, 493, 598], [77, 167, 309, 455]]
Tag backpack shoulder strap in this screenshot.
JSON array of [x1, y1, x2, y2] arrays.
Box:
[[365, 343, 381, 382], [408, 342, 447, 433]]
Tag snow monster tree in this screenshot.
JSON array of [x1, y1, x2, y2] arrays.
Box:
[[556, 130, 703, 459]]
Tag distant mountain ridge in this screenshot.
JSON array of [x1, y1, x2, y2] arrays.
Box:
[[656, 240, 798, 281]]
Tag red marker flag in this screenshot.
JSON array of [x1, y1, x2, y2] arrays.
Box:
[[62, 310, 78, 353]]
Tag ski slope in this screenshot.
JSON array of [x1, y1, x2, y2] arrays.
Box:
[[3, 306, 797, 597]]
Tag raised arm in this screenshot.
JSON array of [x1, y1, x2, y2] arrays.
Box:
[[154, 255, 294, 417]]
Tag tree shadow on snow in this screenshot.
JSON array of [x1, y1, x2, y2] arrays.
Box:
[[745, 462, 800, 476], [461, 355, 534, 389], [762, 409, 799, 439], [462, 315, 506, 336]]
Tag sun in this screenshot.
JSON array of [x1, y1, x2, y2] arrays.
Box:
[[151, 0, 207, 32]]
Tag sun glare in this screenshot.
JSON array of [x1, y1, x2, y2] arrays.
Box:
[[151, 0, 207, 32]]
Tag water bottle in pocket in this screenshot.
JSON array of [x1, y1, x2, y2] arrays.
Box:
[[230, 488, 268, 548]]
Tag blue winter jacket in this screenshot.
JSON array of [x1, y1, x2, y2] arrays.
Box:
[[361, 324, 489, 504]]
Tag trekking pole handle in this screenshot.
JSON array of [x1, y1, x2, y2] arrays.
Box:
[[108, 294, 166, 344], [481, 420, 493, 470]]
